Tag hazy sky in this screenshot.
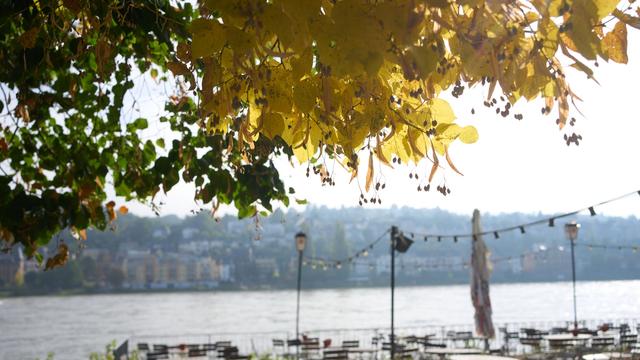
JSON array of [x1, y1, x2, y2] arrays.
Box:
[[122, 33, 640, 219]]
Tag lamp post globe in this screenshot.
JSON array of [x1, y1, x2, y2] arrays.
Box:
[[295, 232, 307, 252], [564, 221, 580, 242]]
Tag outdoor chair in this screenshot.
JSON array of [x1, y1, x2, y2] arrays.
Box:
[[453, 331, 474, 348], [342, 340, 359, 348], [301, 338, 321, 359], [147, 349, 169, 360], [215, 341, 232, 349], [188, 348, 208, 357], [591, 336, 615, 349], [153, 344, 169, 352], [203, 343, 217, 352], [577, 328, 598, 336], [395, 345, 418, 360], [273, 339, 286, 355], [219, 346, 249, 360], [273, 339, 286, 348], [548, 338, 578, 351], [622, 334, 639, 349], [323, 349, 349, 360], [519, 336, 542, 351], [137, 343, 149, 351], [551, 327, 569, 334]]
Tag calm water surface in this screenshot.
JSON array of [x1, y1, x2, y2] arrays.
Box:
[[1, 280, 639, 360]]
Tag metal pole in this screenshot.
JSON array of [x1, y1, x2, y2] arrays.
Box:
[[390, 226, 397, 360], [296, 249, 303, 359], [570, 237, 578, 333]]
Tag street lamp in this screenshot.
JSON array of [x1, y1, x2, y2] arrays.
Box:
[[294, 231, 307, 359], [390, 227, 413, 360], [564, 221, 580, 333]]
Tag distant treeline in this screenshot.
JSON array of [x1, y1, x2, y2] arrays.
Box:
[[2, 206, 639, 296]]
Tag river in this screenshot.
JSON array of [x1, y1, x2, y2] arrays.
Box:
[[1, 280, 639, 359]]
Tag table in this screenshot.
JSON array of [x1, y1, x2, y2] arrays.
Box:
[[450, 355, 519, 360], [582, 352, 632, 360], [424, 348, 484, 360], [544, 333, 592, 348]]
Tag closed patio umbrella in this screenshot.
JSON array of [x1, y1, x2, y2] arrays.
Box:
[[471, 209, 495, 343]]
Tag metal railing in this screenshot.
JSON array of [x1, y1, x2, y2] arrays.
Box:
[[128, 318, 640, 357]]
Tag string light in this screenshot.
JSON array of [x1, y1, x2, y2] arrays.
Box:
[[401, 189, 640, 242]]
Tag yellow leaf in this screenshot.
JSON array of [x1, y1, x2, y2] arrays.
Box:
[[566, 3, 599, 60], [375, 136, 392, 168], [603, 21, 628, 64], [190, 19, 225, 59], [459, 126, 479, 144], [365, 154, 374, 192], [428, 98, 456, 124], [291, 47, 313, 81], [293, 79, 318, 113], [261, 112, 285, 140], [594, 0, 619, 20]]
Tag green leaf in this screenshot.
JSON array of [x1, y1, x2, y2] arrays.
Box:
[[127, 118, 148, 132]]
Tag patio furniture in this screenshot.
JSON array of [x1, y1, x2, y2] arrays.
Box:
[[323, 349, 349, 360], [219, 346, 249, 360], [342, 340, 359, 348], [147, 348, 169, 360], [203, 343, 217, 351], [583, 352, 633, 360], [215, 341, 232, 349], [153, 344, 168, 351], [424, 347, 484, 360], [622, 334, 638, 349], [449, 355, 519, 360], [188, 348, 208, 357], [545, 333, 591, 350], [591, 337, 615, 349], [519, 336, 542, 350]]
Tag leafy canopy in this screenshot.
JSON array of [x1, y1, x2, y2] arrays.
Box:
[[0, 0, 638, 267]]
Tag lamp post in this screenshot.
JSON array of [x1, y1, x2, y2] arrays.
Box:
[[390, 226, 413, 360], [564, 221, 580, 333], [294, 231, 307, 359]]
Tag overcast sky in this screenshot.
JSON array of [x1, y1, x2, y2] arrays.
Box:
[[121, 33, 640, 219]]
